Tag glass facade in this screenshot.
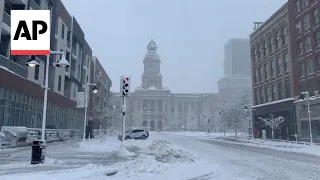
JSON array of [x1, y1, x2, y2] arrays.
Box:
[[0, 86, 84, 130]]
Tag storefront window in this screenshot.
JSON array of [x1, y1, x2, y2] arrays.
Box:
[[311, 120, 320, 139]]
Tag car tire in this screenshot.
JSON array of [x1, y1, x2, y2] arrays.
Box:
[[141, 135, 147, 140], [125, 136, 130, 140]]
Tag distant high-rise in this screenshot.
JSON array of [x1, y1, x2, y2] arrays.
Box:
[[224, 38, 251, 77]]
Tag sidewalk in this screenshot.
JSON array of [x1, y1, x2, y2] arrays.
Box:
[[172, 131, 320, 157]]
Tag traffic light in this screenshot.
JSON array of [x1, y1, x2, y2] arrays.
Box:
[[121, 76, 130, 96]]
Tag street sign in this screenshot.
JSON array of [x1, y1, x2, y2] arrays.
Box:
[[76, 92, 86, 108], [11, 10, 50, 55]]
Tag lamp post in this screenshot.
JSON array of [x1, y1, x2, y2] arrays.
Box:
[[27, 51, 69, 164], [83, 83, 98, 142], [300, 91, 313, 144], [27, 52, 70, 141], [244, 105, 255, 140]]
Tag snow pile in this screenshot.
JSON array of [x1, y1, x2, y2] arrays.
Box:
[[173, 131, 235, 138], [214, 137, 320, 156], [141, 140, 195, 163]]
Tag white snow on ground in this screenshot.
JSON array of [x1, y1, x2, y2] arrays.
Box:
[[0, 134, 221, 180], [174, 131, 320, 157]]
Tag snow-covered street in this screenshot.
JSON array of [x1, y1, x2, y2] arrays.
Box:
[[1, 132, 320, 180]]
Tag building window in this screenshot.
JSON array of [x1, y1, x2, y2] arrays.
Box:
[[257, 45, 261, 59], [284, 53, 289, 72], [264, 41, 268, 56], [314, 9, 319, 24], [307, 59, 314, 74], [264, 63, 269, 80], [272, 84, 276, 101], [317, 56, 320, 71], [316, 32, 320, 47], [270, 60, 275, 77], [34, 65, 39, 80], [278, 81, 283, 100], [277, 56, 282, 74], [259, 66, 262, 82], [285, 80, 291, 98], [254, 69, 258, 83], [260, 89, 263, 104], [254, 48, 258, 61], [58, 75, 62, 91], [300, 63, 305, 77], [61, 23, 65, 39], [298, 41, 303, 55], [296, 0, 301, 12], [283, 27, 288, 45], [302, 0, 308, 9], [305, 36, 312, 52], [296, 20, 302, 34], [276, 32, 281, 49], [265, 87, 270, 102], [304, 14, 310, 30], [270, 36, 274, 53]]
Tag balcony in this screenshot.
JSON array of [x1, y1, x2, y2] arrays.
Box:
[[3, 11, 11, 27], [0, 55, 28, 78]]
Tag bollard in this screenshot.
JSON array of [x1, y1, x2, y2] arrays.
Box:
[[31, 140, 46, 165]]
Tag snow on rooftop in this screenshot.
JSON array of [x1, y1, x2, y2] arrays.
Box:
[[148, 86, 158, 90], [252, 97, 294, 109], [0, 65, 24, 79]]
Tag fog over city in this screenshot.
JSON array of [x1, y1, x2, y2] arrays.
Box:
[[62, 0, 286, 93], [3, 0, 320, 180]]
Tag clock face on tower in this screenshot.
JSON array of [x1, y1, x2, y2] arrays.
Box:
[[149, 64, 155, 70]]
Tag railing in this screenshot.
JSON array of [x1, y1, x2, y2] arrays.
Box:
[[0, 55, 28, 78], [3, 11, 10, 27]]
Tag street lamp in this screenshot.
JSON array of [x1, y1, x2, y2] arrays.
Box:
[[27, 51, 69, 142], [244, 105, 255, 140], [299, 91, 313, 144], [83, 83, 98, 141], [27, 51, 69, 164]]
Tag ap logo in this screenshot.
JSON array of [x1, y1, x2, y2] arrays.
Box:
[[11, 10, 50, 55]]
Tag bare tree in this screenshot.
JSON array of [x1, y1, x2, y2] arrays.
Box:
[[218, 91, 248, 137], [259, 114, 284, 139]]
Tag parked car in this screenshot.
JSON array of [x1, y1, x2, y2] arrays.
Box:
[[118, 129, 149, 140]]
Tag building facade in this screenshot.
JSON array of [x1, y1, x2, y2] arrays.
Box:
[[0, 0, 112, 132], [218, 38, 252, 103], [250, 2, 297, 140], [224, 38, 251, 77], [88, 56, 112, 131], [288, 0, 320, 141], [111, 39, 218, 131]]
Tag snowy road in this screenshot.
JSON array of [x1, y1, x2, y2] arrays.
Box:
[[158, 132, 320, 180], [1, 133, 320, 180]]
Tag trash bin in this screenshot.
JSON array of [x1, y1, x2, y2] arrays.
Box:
[[31, 140, 46, 164]]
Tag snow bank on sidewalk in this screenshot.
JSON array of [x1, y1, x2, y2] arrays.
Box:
[[213, 137, 320, 156], [173, 131, 236, 138]]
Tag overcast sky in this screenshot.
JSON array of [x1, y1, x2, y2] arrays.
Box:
[[62, 0, 287, 93]]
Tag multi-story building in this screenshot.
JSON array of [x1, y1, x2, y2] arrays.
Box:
[[218, 38, 252, 102], [224, 38, 251, 77], [88, 56, 112, 131], [249, 2, 297, 140], [0, 0, 112, 132], [288, 0, 320, 141], [111, 39, 219, 132]]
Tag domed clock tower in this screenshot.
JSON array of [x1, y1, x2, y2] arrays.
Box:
[[141, 38, 163, 89]]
